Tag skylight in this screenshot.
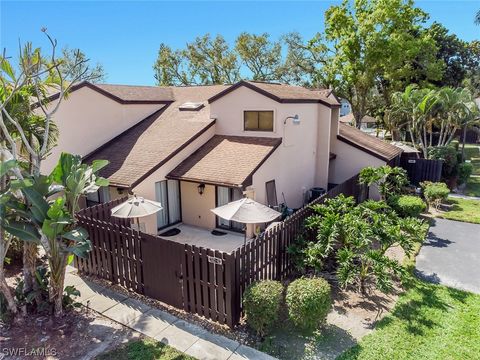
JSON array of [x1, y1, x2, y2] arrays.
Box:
[[179, 102, 204, 111]]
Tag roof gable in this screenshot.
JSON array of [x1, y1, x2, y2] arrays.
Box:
[[83, 85, 229, 187], [208, 80, 341, 108]]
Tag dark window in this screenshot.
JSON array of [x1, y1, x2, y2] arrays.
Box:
[[244, 111, 274, 131], [265, 180, 278, 207], [155, 180, 181, 230], [216, 186, 244, 232]]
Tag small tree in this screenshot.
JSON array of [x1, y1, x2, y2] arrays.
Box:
[[3, 153, 108, 316], [0, 30, 96, 315]]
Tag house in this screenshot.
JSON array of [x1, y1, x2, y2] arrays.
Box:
[[43, 80, 402, 236], [339, 98, 351, 117]]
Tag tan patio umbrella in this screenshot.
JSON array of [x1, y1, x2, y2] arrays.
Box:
[[111, 195, 163, 231], [211, 198, 281, 244]]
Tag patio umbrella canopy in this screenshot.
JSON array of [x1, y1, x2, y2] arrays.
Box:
[[111, 195, 163, 219], [211, 198, 281, 224]]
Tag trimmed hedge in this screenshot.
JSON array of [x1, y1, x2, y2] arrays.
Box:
[[390, 195, 426, 217], [243, 280, 283, 336], [286, 277, 331, 333]]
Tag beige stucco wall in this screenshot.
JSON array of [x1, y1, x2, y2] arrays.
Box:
[[131, 125, 216, 234], [41, 86, 163, 174], [328, 137, 386, 185], [210, 85, 333, 209], [180, 181, 216, 229]]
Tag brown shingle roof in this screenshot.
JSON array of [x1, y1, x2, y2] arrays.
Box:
[[338, 123, 402, 161], [339, 113, 377, 124], [83, 85, 229, 187], [208, 80, 340, 107], [167, 135, 282, 187], [94, 84, 174, 102]]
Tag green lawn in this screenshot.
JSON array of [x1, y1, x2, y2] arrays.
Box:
[[465, 176, 480, 197], [338, 279, 480, 360], [96, 339, 195, 360], [436, 197, 480, 224]]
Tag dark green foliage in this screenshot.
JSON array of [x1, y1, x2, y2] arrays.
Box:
[[285, 277, 331, 333], [458, 162, 473, 185], [428, 146, 458, 178], [243, 280, 283, 336], [389, 195, 426, 218]]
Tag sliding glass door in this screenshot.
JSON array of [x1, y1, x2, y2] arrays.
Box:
[[216, 186, 243, 232], [155, 180, 181, 230]]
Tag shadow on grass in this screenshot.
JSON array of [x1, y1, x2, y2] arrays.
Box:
[[262, 323, 357, 360], [374, 278, 453, 337]]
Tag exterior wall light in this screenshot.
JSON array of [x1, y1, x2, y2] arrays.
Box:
[[197, 183, 205, 195], [284, 114, 300, 125]]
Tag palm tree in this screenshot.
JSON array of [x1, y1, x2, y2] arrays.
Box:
[[475, 9, 480, 25], [390, 86, 438, 158], [457, 90, 480, 161]]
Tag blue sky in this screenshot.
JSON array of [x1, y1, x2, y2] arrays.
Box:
[[1, 1, 479, 85]]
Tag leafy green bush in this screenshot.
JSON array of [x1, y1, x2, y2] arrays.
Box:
[[243, 280, 283, 336], [458, 163, 473, 185], [286, 277, 331, 333], [423, 182, 450, 210], [359, 166, 408, 200], [302, 196, 427, 294], [428, 146, 458, 178], [389, 195, 426, 217]]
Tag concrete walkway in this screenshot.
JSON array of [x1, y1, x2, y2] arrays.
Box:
[[415, 218, 480, 294], [64, 267, 275, 360]]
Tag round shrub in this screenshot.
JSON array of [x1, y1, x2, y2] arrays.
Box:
[[286, 277, 331, 333], [390, 195, 426, 217], [243, 280, 283, 336], [423, 182, 450, 210]]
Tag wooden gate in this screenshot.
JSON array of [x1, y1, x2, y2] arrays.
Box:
[[400, 157, 443, 185], [142, 234, 184, 309]]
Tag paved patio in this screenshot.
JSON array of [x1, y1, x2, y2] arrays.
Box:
[[158, 224, 247, 253], [415, 218, 480, 294], [65, 267, 274, 360]]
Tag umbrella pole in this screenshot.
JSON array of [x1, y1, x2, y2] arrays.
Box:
[[244, 227, 247, 247]]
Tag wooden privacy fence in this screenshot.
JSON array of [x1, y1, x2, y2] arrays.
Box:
[[75, 174, 364, 328], [400, 157, 443, 186]]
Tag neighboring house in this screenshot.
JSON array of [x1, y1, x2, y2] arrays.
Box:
[[44, 80, 402, 235], [339, 98, 351, 117], [340, 113, 377, 132]]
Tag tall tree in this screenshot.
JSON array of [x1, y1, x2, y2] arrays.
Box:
[[154, 34, 240, 86], [235, 33, 282, 81], [310, 0, 442, 128], [426, 23, 480, 88]]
